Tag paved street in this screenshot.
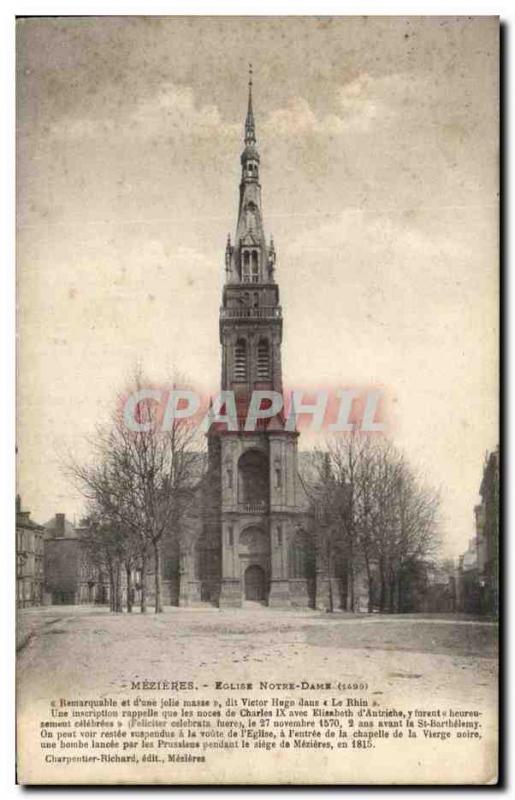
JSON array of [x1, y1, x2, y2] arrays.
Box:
[[18, 604, 497, 706], [17, 605, 498, 784]]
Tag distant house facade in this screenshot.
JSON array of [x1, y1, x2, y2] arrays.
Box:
[[455, 538, 480, 613], [476, 447, 499, 615], [455, 446, 499, 616], [43, 514, 108, 605], [16, 496, 45, 607]]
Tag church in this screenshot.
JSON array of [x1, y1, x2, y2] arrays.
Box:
[[36, 74, 369, 613], [175, 72, 317, 608]]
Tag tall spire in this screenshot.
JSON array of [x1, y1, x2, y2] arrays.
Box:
[[244, 63, 256, 145]]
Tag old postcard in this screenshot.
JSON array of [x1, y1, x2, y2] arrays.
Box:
[[16, 16, 499, 785]]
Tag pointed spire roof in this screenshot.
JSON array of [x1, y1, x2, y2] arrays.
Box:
[[244, 63, 256, 146]]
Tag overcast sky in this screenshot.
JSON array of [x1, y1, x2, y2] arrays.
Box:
[[17, 16, 498, 554]]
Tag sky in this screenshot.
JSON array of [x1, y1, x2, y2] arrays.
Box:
[[16, 16, 498, 554]]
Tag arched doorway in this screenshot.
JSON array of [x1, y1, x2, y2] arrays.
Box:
[[244, 565, 266, 602]]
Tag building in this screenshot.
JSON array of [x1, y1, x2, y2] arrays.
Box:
[[16, 495, 45, 607], [43, 513, 108, 605], [475, 447, 499, 615], [455, 537, 480, 613], [43, 513, 82, 604], [454, 446, 499, 615], [179, 74, 314, 608]]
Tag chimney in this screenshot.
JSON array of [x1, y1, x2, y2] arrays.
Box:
[[55, 513, 65, 537], [16, 495, 21, 514]]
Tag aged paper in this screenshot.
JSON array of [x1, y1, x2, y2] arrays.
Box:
[[16, 16, 499, 785]]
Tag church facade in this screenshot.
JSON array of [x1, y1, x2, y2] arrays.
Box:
[[177, 74, 315, 608]]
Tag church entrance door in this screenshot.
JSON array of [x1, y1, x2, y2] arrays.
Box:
[[244, 565, 266, 602]]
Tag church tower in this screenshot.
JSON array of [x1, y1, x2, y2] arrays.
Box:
[[220, 67, 282, 399], [204, 68, 308, 608]]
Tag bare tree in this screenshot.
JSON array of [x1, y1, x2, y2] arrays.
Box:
[[304, 432, 441, 614], [322, 430, 372, 610], [391, 462, 441, 612], [78, 511, 126, 612], [64, 367, 203, 614]]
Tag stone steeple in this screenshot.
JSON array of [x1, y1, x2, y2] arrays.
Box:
[[220, 69, 282, 398], [195, 68, 309, 612], [224, 65, 276, 287]]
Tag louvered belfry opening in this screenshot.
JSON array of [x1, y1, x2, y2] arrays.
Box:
[[234, 338, 248, 381], [257, 338, 270, 380]]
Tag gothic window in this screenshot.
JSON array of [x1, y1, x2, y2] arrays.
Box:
[[227, 526, 234, 547], [253, 292, 259, 308], [251, 250, 259, 282], [242, 251, 251, 283], [226, 466, 233, 489], [277, 526, 282, 547], [234, 338, 248, 381], [275, 467, 282, 489], [257, 338, 270, 380]]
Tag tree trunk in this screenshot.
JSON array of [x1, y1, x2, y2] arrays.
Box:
[[346, 537, 355, 611], [118, 564, 124, 611], [348, 562, 355, 612], [364, 554, 374, 614], [114, 562, 123, 612], [107, 562, 115, 612], [140, 551, 147, 613], [154, 539, 163, 614], [341, 562, 349, 611], [126, 565, 133, 613], [379, 560, 386, 612], [388, 572, 395, 614]]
